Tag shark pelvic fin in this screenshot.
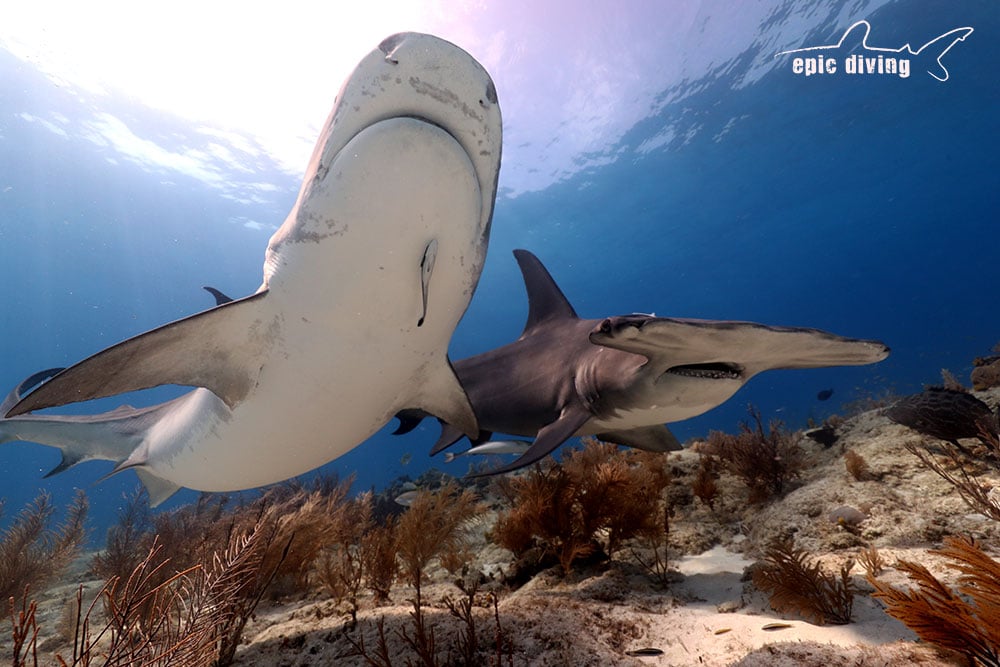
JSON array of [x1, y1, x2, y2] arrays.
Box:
[[135, 469, 182, 507], [393, 409, 428, 435], [596, 425, 682, 452], [408, 360, 479, 439], [43, 450, 86, 478], [7, 291, 273, 417], [513, 249, 578, 337]]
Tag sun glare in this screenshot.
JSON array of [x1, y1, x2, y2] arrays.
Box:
[[0, 1, 448, 170]]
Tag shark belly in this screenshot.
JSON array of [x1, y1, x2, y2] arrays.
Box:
[[140, 117, 484, 492]]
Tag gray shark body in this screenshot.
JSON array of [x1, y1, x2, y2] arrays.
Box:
[[3, 33, 502, 504], [399, 249, 890, 474]]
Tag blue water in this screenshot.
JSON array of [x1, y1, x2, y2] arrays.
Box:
[[1, 0, 997, 542]]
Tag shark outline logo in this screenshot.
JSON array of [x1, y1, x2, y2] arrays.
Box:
[[775, 20, 974, 82]]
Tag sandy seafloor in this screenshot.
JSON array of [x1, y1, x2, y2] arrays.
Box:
[[12, 387, 1000, 666]]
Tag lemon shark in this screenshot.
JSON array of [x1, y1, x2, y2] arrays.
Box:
[[394, 249, 890, 474], [2, 33, 502, 504]]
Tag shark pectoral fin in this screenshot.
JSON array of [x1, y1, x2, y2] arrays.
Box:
[[596, 425, 682, 453], [7, 291, 274, 417], [408, 360, 478, 439], [429, 422, 467, 455], [0, 367, 65, 415], [134, 469, 182, 507], [472, 404, 591, 476]]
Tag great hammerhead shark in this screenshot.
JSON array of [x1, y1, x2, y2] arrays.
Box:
[[395, 249, 890, 474]]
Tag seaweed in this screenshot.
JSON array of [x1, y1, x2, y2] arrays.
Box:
[[396, 482, 483, 666], [707, 405, 804, 504], [0, 490, 88, 605], [90, 487, 152, 585], [344, 482, 486, 667], [843, 449, 870, 481], [690, 453, 720, 510], [904, 440, 1000, 522], [359, 519, 399, 605], [56, 511, 287, 666], [491, 439, 670, 575], [869, 535, 1000, 667], [856, 545, 885, 578], [8, 594, 39, 667], [752, 539, 855, 625], [317, 490, 376, 626]]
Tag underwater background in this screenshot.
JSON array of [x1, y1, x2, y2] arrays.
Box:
[[0, 0, 996, 543]]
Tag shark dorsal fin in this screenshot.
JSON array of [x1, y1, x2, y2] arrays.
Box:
[[513, 249, 578, 336]]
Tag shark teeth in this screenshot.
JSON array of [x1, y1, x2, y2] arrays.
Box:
[[666, 362, 742, 380]]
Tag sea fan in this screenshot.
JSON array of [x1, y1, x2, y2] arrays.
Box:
[[753, 539, 855, 625], [885, 386, 998, 450], [869, 535, 1000, 667]]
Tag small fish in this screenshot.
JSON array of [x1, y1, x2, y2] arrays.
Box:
[[762, 622, 792, 631], [443, 440, 532, 463], [394, 490, 420, 507], [816, 388, 834, 401], [400, 452, 412, 466], [624, 648, 664, 657]]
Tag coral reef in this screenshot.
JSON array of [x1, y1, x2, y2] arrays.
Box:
[[972, 342, 1000, 390], [11, 387, 1000, 665]]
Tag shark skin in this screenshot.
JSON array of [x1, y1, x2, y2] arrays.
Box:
[[398, 249, 890, 475], [4, 33, 502, 504]]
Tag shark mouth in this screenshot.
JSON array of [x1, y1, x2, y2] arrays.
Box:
[[665, 362, 743, 380]]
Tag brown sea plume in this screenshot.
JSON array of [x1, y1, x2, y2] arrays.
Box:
[[869, 535, 1000, 667], [0, 490, 88, 605]]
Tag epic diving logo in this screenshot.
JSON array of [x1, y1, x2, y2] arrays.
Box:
[[776, 20, 973, 82]]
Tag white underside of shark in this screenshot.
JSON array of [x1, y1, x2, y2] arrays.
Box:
[[2, 33, 502, 505]]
